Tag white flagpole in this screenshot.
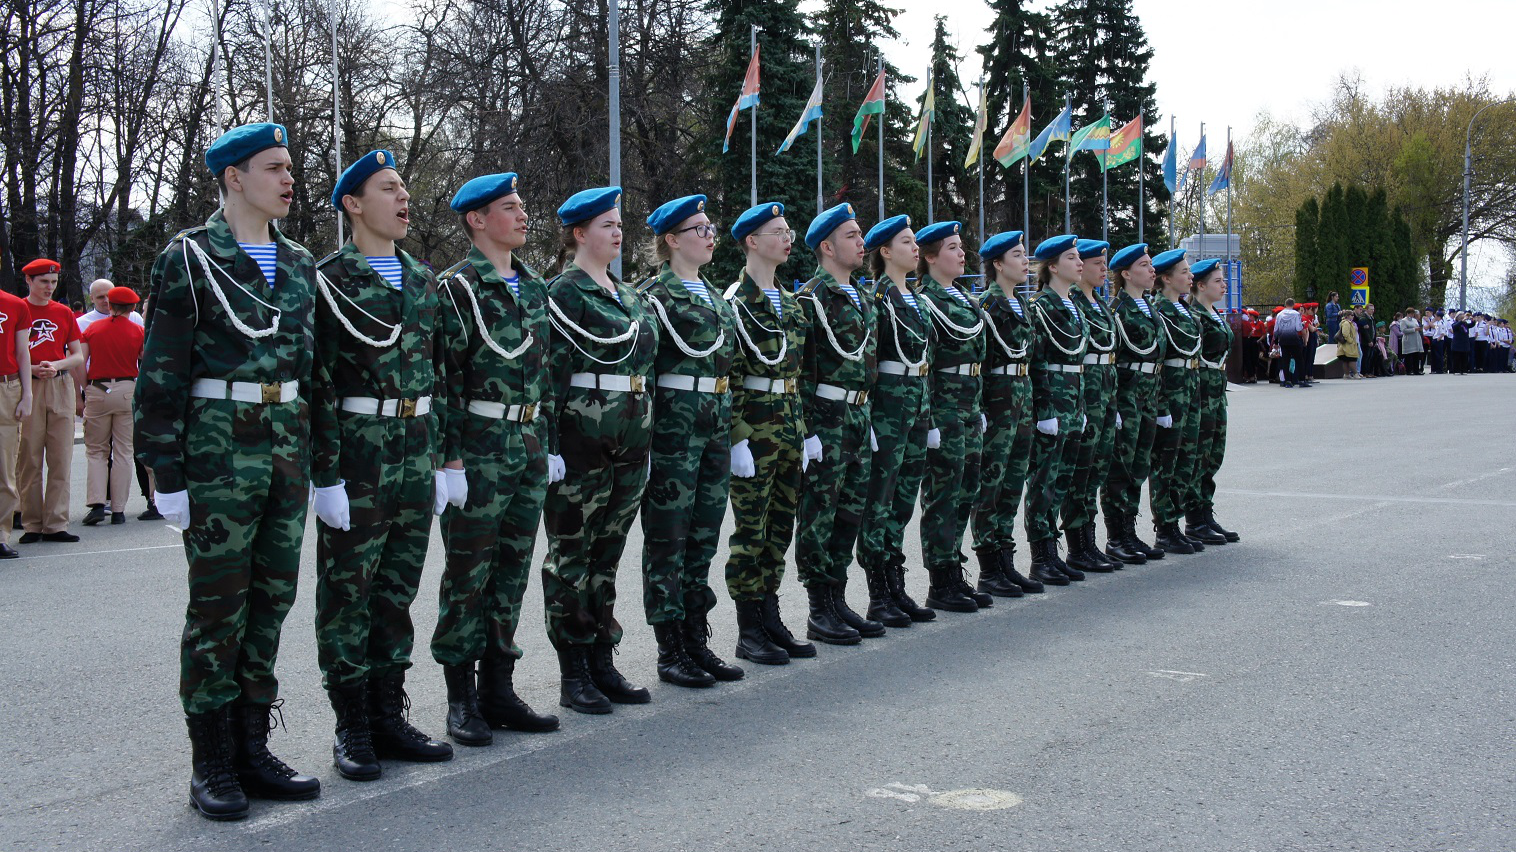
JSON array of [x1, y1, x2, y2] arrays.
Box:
[[609, 0, 622, 276], [815, 43, 823, 215], [329, 0, 342, 247]]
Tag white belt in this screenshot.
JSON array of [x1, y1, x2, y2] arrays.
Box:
[[741, 376, 798, 395], [814, 383, 869, 405], [1082, 352, 1116, 365], [190, 378, 299, 404], [1118, 362, 1159, 374], [1161, 358, 1200, 369], [466, 400, 538, 422], [986, 363, 1029, 377], [1043, 364, 1084, 374], [656, 373, 730, 394], [878, 360, 929, 377], [340, 395, 433, 417], [936, 364, 982, 376], [569, 373, 647, 394]]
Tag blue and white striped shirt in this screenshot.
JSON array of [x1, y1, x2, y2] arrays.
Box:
[[1060, 295, 1083, 327], [366, 256, 404, 290], [837, 282, 861, 309], [1134, 297, 1152, 318], [899, 291, 922, 318], [1007, 297, 1024, 317], [945, 285, 973, 307], [681, 279, 712, 306], [1174, 301, 1192, 319], [504, 273, 520, 298], [239, 243, 278, 287], [763, 288, 783, 318]]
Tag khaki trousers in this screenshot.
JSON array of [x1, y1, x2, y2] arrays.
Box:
[[84, 379, 135, 511], [19, 374, 74, 534], [0, 377, 22, 545]]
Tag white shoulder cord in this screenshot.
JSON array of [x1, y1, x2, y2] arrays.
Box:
[[1156, 300, 1202, 357], [1080, 298, 1118, 353], [647, 294, 724, 358], [729, 294, 787, 366], [919, 289, 985, 339], [883, 297, 929, 369], [1112, 299, 1161, 357], [451, 272, 534, 361], [182, 237, 281, 339], [1031, 299, 1088, 357], [314, 268, 402, 348], [1197, 307, 1229, 368], [983, 301, 1029, 360], [440, 276, 469, 344], [802, 291, 870, 362], [547, 296, 640, 367]]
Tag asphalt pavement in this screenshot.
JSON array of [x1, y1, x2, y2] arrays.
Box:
[[1, 372, 1513, 851]]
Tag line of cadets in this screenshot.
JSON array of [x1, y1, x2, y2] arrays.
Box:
[[140, 123, 1240, 823]]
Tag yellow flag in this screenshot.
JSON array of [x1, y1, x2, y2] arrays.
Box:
[[912, 72, 935, 161], [965, 86, 987, 169]]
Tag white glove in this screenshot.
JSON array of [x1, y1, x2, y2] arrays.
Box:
[[804, 434, 823, 463], [730, 439, 756, 478], [444, 467, 468, 508], [979, 413, 988, 434], [926, 427, 942, 449], [156, 489, 191, 530], [1115, 412, 1123, 430], [433, 470, 449, 515], [547, 454, 566, 484], [869, 427, 879, 452], [314, 482, 352, 531], [1157, 415, 1173, 429], [1036, 418, 1059, 436], [1080, 413, 1087, 431]]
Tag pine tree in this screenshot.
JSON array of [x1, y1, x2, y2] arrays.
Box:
[[1294, 197, 1319, 301], [1313, 183, 1348, 303], [919, 16, 978, 233]]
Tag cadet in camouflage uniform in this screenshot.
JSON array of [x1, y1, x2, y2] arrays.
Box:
[[856, 215, 937, 627], [429, 173, 560, 748], [970, 231, 1044, 597], [1060, 240, 1122, 574], [541, 187, 660, 715], [135, 123, 320, 820], [1099, 244, 1167, 565], [914, 221, 991, 613], [722, 202, 814, 667], [795, 203, 880, 646], [1182, 259, 1240, 545], [312, 150, 453, 781], [637, 194, 743, 688], [1023, 235, 1090, 585], [1146, 249, 1206, 555]]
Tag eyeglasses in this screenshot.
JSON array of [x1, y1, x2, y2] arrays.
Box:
[[756, 228, 797, 242], [676, 224, 720, 239]]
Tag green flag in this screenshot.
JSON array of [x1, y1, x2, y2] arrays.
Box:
[[1102, 116, 1143, 170], [851, 69, 887, 154], [1066, 115, 1111, 165]]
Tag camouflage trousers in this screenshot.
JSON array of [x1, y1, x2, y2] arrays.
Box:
[[431, 416, 548, 667], [796, 399, 871, 587], [724, 392, 803, 601], [639, 388, 731, 624], [178, 398, 309, 714], [920, 385, 983, 568], [315, 414, 437, 688], [1062, 364, 1118, 532], [1148, 367, 1199, 526], [972, 373, 1032, 553], [1023, 424, 1079, 544], [1184, 367, 1229, 513], [1100, 369, 1160, 521], [857, 375, 930, 570], [541, 392, 652, 647]]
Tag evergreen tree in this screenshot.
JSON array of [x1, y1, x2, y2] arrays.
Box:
[[1313, 182, 1348, 302], [975, 0, 1062, 241], [1294, 197, 1319, 300], [920, 16, 978, 234]]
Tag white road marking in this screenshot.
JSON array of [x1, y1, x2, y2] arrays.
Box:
[[1322, 600, 1372, 607], [1448, 554, 1486, 560], [1147, 670, 1208, 682], [15, 544, 181, 561], [866, 783, 1022, 811]]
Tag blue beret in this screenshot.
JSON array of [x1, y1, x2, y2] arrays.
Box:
[[450, 173, 520, 213], [331, 150, 398, 210], [1032, 234, 1079, 261], [732, 202, 785, 242], [864, 214, 911, 251], [205, 122, 288, 176], [647, 194, 707, 235], [1151, 248, 1188, 273], [805, 203, 858, 249], [1190, 258, 1222, 278], [1109, 243, 1148, 270], [979, 231, 1024, 261], [1077, 239, 1110, 259], [916, 221, 962, 246], [557, 186, 622, 226]]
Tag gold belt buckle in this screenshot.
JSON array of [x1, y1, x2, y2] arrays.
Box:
[[970, 363, 982, 377], [714, 376, 730, 394], [629, 375, 646, 394], [916, 364, 929, 376], [521, 402, 536, 421], [260, 383, 282, 404], [856, 389, 869, 405], [399, 398, 417, 418], [783, 378, 797, 394]]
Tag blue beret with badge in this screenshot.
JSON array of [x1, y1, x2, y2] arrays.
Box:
[[1109, 243, 1148, 270], [557, 186, 622, 226], [205, 122, 288, 176], [647, 194, 707, 235], [1077, 239, 1110, 259], [331, 149, 398, 210], [450, 172, 520, 213], [1151, 248, 1188, 273], [805, 202, 858, 249], [979, 231, 1024, 261], [731, 202, 785, 242], [915, 221, 961, 246], [1033, 234, 1079, 260], [1190, 258, 1222, 278], [864, 214, 911, 252]]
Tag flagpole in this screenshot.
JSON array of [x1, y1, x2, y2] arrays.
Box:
[[1062, 91, 1072, 233], [815, 43, 823, 215], [1197, 121, 1206, 258], [1022, 82, 1030, 267], [1101, 102, 1110, 245], [1226, 125, 1234, 307], [925, 69, 934, 221], [329, 0, 342, 248], [749, 24, 758, 208], [977, 76, 985, 257], [877, 52, 884, 221], [1137, 113, 1145, 245], [609, 1, 623, 276], [1167, 114, 1175, 249], [263, 2, 274, 120]]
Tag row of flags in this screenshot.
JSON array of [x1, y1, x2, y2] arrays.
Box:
[[1162, 131, 1235, 196]]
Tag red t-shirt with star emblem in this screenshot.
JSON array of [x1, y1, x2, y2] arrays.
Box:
[[25, 298, 79, 363], [0, 291, 32, 375]]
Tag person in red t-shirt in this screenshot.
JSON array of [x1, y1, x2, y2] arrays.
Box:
[[18, 259, 84, 543], [80, 286, 146, 526], [0, 267, 37, 558]]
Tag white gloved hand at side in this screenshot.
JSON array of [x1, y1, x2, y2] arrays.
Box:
[[804, 434, 823, 463], [444, 467, 468, 508], [1156, 415, 1173, 429], [869, 427, 879, 453], [1115, 412, 1123, 430], [433, 470, 449, 516], [1036, 418, 1059, 436], [314, 482, 352, 531], [155, 489, 191, 530], [547, 454, 566, 484], [979, 413, 988, 434], [926, 427, 942, 449], [730, 439, 756, 478]]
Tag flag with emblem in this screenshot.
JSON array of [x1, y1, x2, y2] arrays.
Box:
[[911, 70, 935, 162], [850, 68, 887, 154], [964, 86, 988, 169], [1103, 115, 1142, 171], [778, 72, 824, 154], [1066, 114, 1111, 164], [993, 95, 1033, 166], [723, 44, 761, 153]]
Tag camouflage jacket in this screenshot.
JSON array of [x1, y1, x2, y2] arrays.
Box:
[[1153, 295, 1204, 408], [797, 266, 877, 432], [1109, 290, 1167, 366], [135, 209, 317, 494], [919, 272, 987, 416], [1028, 287, 1090, 422], [723, 270, 807, 444], [1195, 303, 1234, 369], [1070, 287, 1119, 360], [436, 246, 550, 461], [311, 242, 446, 486], [872, 274, 936, 372], [979, 285, 1034, 372], [636, 263, 737, 382]]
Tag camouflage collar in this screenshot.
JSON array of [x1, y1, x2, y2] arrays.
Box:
[[560, 262, 633, 307], [334, 240, 423, 289], [204, 208, 287, 261]]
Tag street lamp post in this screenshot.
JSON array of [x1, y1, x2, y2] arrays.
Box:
[[1460, 98, 1514, 311]]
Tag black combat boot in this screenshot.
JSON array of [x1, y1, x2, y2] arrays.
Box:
[[864, 562, 913, 627], [1065, 526, 1114, 573], [653, 622, 716, 688], [887, 558, 937, 621], [556, 646, 612, 714], [955, 554, 994, 607], [230, 700, 321, 800], [1202, 508, 1240, 542], [1154, 521, 1195, 555], [327, 682, 380, 781], [1124, 516, 1164, 560], [733, 598, 790, 665], [1028, 539, 1071, 586], [925, 564, 980, 612], [186, 708, 249, 820], [478, 654, 560, 731], [681, 611, 744, 680], [442, 663, 493, 747], [368, 672, 454, 763], [998, 547, 1044, 593], [805, 584, 861, 645], [974, 547, 1023, 597], [1104, 515, 1146, 565], [588, 644, 652, 703], [760, 592, 817, 657], [1049, 539, 1085, 581], [831, 579, 886, 637], [1185, 510, 1228, 545], [1083, 525, 1123, 570]]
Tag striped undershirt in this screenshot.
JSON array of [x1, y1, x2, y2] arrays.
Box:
[[763, 287, 783, 317], [1060, 295, 1084, 327], [944, 285, 973, 306], [504, 273, 520, 298], [366, 256, 404, 290], [1134, 298, 1152, 317], [239, 242, 278, 286], [1174, 301, 1192, 319], [836, 282, 861, 309], [681, 279, 712, 306], [899, 291, 922, 318], [1007, 297, 1024, 317]]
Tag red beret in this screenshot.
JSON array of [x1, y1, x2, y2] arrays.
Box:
[[1272, 306, 1284, 314], [1245, 308, 1259, 315], [21, 258, 60, 276], [107, 286, 139, 304]]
